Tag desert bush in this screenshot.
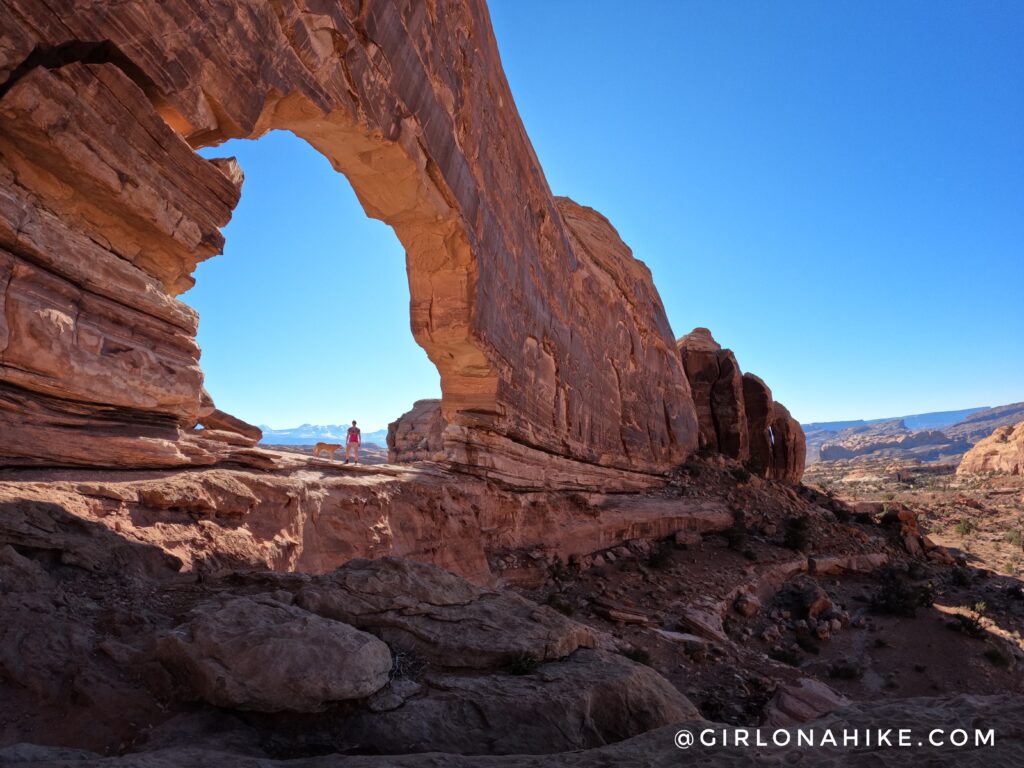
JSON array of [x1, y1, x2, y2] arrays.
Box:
[[870, 568, 934, 617], [647, 541, 674, 570], [545, 592, 575, 616], [828, 661, 863, 680], [955, 519, 977, 537], [506, 652, 541, 676], [768, 646, 801, 666], [783, 516, 811, 551], [730, 466, 752, 483], [795, 634, 821, 655], [946, 602, 987, 638], [724, 509, 748, 551], [983, 647, 1011, 668], [390, 649, 426, 681], [621, 647, 652, 666], [951, 566, 972, 586]]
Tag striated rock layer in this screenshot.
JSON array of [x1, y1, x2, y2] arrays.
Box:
[[0, 453, 734, 586], [675, 329, 805, 484], [0, 0, 699, 483], [958, 421, 1024, 476]]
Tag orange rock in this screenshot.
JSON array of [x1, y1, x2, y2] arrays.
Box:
[[0, 1, 700, 483], [676, 328, 748, 461], [958, 421, 1024, 476]]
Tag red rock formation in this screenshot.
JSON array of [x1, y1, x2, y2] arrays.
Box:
[[676, 328, 748, 460], [738, 374, 805, 485], [958, 421, 1024, 476], [388, 399, 445, 462], [667, 345, 805, 486], [742, 373, 775, 476], [0, 0, 698, 484], [768, 402, 806, 485]]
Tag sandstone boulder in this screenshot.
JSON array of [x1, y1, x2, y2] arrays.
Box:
[[197, 408, 262, 446], [676, 328, 748, 460], [387, 399, 445, 462], [340, 649, 700, 755], [155, 595, 392, 711], [762, 678, 850, 727], [958, 421, 1024, 476], [296, 558, 596, 667]]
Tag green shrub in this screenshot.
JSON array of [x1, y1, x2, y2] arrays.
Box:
[[955, 519, 977, 537], [946, 603, 987, 638], [871, 568, 933, 617]]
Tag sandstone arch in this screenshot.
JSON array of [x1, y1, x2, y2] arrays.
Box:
[[0, 0, 698, 485]]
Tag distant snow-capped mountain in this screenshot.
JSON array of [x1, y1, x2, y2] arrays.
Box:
[[259, 424, 389, 446]]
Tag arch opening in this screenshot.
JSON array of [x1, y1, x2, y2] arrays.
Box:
[[185, 130, 440, 445]]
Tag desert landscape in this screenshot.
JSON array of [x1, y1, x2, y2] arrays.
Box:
[[1, 1, 1022, 766]]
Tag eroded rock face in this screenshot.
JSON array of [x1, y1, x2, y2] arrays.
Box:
[[677, 328, 748, 460], [155, 596, 393, 711], [768, 402, 806, 485], [673, 334, 806, 485], [387, 399, 445, 462], [743, 373, 775, 476], [958, 421, 1024, 476], [0, 0, 698, 482]]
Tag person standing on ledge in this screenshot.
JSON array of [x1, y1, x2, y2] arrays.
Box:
[[345, 420, 361, 464]]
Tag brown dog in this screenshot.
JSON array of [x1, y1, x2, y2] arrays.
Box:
[[313, 442, 342, 460]]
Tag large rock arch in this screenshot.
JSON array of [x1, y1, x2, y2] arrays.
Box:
[[0, 0, 698, 483]]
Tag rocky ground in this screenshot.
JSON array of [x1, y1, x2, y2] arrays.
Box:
[[3, 451, 1023, 765], [805, 459, 1024, 580]]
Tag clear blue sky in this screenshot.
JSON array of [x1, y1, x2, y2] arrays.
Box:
[[188, 0, 1023, 430]]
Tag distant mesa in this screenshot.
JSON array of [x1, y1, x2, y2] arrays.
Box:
[[803, 402, 1024, 467]]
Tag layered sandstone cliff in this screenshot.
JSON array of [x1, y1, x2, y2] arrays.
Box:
[[676, 329, 805, 484], [958, 421, 1024, 476]]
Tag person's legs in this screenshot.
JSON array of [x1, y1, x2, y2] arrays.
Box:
[[353, 443, 359, 464], [344, 443, 354, 463]]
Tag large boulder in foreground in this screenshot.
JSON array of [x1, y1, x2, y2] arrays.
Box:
[[155, 595, 392, 711], [343, 649, 700, 755], [296, 557, 596, 667], [676, 328, 748, 461], [958, 421, 1024, 476]]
